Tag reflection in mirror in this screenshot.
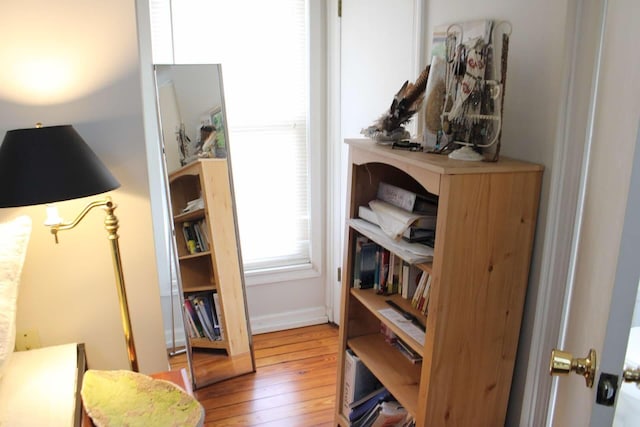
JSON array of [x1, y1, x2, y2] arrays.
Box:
[[154, 64, 255, 389]]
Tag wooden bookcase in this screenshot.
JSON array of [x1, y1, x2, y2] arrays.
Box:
[[169, 159, 250, 357], [335, 139, 543, 426]]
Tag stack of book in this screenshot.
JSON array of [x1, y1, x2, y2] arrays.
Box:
[[410, 271, 432, 315], [183, 292, 224, 341], [352, 235, 428, 307], [360, 181, 438, 245], [380, 323, 423, 365]]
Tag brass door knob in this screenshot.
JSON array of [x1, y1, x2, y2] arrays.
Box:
[[623, 367, 640, 384], [550, 348, 597, 388]]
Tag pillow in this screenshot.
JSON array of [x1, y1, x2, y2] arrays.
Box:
[[0, 215, 32, 378]]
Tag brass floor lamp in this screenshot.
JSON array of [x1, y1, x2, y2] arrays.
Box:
[[0, 124, 139, 371]]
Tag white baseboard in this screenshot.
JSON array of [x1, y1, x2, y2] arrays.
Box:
[[249, 306, 329, 335], [164, 327, 187, 349]]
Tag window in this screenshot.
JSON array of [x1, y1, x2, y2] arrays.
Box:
[[150, 0, 315, 273]]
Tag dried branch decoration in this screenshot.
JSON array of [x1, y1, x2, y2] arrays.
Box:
[[362, 65, 430, 142]]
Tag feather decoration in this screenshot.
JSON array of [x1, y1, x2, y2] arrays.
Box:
[[362, 65, 431, 141]]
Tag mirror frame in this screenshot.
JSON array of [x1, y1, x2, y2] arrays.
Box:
[[152, 63, 255, 388]]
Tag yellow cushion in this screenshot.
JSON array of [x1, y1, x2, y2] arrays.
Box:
[[81, 369, 204, 427]]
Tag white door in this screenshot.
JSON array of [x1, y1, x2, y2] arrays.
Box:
[[334, 0, 422, 322], [548, 0, 640, 425]]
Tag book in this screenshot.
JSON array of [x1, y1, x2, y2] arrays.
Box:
[[342, 349, 383, 418], [182, 222, 198, 254], [183, 298, 203, 338], [198, 219, 211, 249], [353, 236, 369, 288], [349, 388, 392, 424], [200, 293, 221, 340], [393, 338, 423, 364], [415, 275, 432, 313], [386, 253, 402, 294], [411, 272, 428, 308], [420, 275, 432, 315], [371, 401, 408, 427], [208, 292, 221, 339], [353, 404, 382, 427], [193, 221, 208, 251], [359, 241, 379, 289], [359, 204, 437, 243], [183, 299, 202, 338], [349, 385, 387, 410], [376, 182, 437, 214], [377, 249, 390, 293], [212, 292, 224, 340], [401, 228, 435, 244], [401, 262, 422, 300]]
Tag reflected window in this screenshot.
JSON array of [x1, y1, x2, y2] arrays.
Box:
[[150, 0, 314, 272]]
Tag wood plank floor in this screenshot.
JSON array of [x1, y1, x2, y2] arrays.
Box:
[[170, 323, 339, 426]]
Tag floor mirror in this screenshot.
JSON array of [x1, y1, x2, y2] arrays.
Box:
[[153, 63, 255, 389]]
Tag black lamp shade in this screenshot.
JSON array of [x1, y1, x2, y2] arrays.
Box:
[[0, 125, 120, 207]]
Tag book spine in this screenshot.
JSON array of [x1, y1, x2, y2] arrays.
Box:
[[199, 219, 210, 250], [183, 298, 203, 338], [209, 292, 221, 339], [212, 293, 224, 340], [359, 242, 379, 289], [342, 350, 357, 417]]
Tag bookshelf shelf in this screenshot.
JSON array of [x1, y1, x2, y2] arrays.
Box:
[[178, 251, 212, 261], [190, 337, 227, 350], [173, 208, 205, 223], [183, 285, 217, 293], [335, 138, 543, 426], [169, 159, 251, 360], [351, 288, 425, 356], [349, 334, 421, 415]]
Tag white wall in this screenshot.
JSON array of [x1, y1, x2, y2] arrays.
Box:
[[422, 1, 570, 424], [0, 0, 168, 373]]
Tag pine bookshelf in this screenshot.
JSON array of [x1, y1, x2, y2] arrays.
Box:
[[169, 159, 251, 356], [335, 139, 543, 426]]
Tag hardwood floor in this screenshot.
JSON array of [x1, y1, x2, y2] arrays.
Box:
[[170, 323, 339, 426]]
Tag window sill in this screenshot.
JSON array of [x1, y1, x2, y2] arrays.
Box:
[[244, 262, 321, 287]]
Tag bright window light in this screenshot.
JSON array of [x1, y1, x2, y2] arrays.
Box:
[[150, 0, 310, 271]]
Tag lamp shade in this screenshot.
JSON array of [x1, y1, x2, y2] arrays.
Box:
[[0, 125, 120, 207]]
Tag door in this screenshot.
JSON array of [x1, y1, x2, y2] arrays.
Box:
[[335, 0, 422, 322], [548, 0, 640, 425]]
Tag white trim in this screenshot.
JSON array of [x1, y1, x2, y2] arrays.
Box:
[[413, 0, 426, 72], [308, 0, 327, 292], [164, 325, 187, 348], [244, 263, 321, 287], [249, 306, 329, 335], [326, 0, 342, 324]]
